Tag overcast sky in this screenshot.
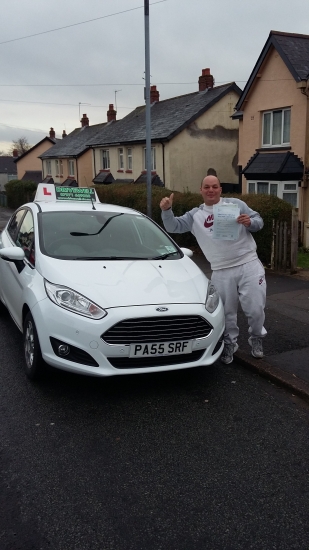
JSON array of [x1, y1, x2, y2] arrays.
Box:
[[1, 0, 309, 152]]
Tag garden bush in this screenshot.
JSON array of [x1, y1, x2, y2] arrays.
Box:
[[5, 180, 37, 209], [94, 184, 293, 265]]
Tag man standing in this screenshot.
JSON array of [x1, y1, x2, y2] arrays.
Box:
[[160, 175, 266, 364]]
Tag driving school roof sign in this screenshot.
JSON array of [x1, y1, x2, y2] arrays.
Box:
[[34, 183, 99, 202]]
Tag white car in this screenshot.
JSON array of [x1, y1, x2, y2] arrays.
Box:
[[0, 184, 224, 379]]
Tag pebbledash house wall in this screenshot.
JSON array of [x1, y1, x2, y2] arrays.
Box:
[[166, 92, 239, 193], [238, 46, 308, 224], [76, 149, 93, 187], [17, 140, 55, 180]]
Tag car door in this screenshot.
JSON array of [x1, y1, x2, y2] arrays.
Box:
[[0, 209, 36, 329]]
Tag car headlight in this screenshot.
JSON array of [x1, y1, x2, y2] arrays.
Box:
[[44, 280, 107, 320], [205, 281, 220, 313]]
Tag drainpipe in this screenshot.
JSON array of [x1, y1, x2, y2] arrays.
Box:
[[93, 148, 96, 182], [76, 156, 79, 186], [301, 79, 309, 242], [160, 141, 165, 186]]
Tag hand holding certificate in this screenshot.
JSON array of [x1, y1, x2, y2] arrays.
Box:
[[213, 203, 240, 240]]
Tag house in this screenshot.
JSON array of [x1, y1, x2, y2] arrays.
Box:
[[40, 114, 108, 187], [0, 153, 18, 191], [87, 69, 242, 194], [233, 30, 309, 244], [14, 129, 61, 182]]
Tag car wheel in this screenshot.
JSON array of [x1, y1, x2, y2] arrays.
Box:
[[23, 312, 45, 379]]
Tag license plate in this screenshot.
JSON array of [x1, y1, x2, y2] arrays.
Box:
[[129, 340, 193, 358]]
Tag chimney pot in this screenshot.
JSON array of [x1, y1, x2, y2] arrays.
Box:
[[199, 68, 214, 91], [150, 85, 160, 104], [81, 114, 89, 127], [62, 130, 67, 138], [12, 148, 18, 158], [49, 127, 56, 138], [107, 103, 117, 122]]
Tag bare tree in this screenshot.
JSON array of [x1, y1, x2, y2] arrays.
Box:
[[9, 137, 32, 156]]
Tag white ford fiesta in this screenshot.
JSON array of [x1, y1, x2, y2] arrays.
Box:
[[0, 184, 224, 379]]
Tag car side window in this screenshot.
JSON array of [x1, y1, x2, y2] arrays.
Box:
[[15, 210, 35, 266], [7, 209, 26, 241]]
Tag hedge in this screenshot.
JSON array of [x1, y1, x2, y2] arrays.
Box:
[[5, 180, 37, 209], [94, 184, 293, 265], [4, 180, 293, 266]]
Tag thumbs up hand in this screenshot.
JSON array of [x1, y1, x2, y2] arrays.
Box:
[[160, 193, 174, 211]]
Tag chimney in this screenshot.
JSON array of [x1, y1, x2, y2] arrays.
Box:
[[81, 113, 89, 127], [62, 130, 67, 138], [12, 149, 18, 158], [49, 127, 56, 139], [198, 68, 214, 91], [150, 85, 160, 104], [107, 104, 117, 122]]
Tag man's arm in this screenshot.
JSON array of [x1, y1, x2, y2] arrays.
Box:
[[234, 200, 264, 232], [160, 193, 197, 233]]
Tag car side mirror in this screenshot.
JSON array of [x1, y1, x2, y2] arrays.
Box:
[[0, 247, 25, 273], [180, 247, 193, 258]]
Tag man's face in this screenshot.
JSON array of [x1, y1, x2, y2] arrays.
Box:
[[200, 178, 222, 206]]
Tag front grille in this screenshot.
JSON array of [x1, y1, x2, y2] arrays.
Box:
[[101, 315, 213, 345], [108, 349, 205, 369]]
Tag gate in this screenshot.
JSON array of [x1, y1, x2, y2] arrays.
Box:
[[271, 209, 298, 273]]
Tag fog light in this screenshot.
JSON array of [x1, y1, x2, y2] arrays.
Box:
[[58, 344, 70, 356]]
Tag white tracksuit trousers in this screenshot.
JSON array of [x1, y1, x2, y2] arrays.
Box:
[[211, 259, 267, 345]]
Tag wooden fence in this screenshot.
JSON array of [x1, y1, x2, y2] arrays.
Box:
[[271, 208, 298, 273]]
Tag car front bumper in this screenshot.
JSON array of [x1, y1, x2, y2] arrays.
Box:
[[31, 298, 225, 376]]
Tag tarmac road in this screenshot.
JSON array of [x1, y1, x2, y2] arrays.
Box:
[[0, 309, 309, 550]]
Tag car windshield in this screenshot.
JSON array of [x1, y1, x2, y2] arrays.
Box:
[[39, 211, 181, 260]]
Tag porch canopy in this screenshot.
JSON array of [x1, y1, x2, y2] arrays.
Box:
[[243, 151, 303, 181]]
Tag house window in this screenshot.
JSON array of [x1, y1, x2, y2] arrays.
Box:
[[144, 147, 156, 171], [59, 160, 63, 177], [127, 148, 133, 170], [257, 182, 268, 194], [68, 160, 75, 176], [247, 180, 298, 207], [55, 160, 60, 176], [118, 148, 124, 170], [102, 149, 110, 170], [46, 160, 52, 175], [262, 109, 291, 147]]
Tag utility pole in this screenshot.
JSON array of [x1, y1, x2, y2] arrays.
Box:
[[144, 0, 152, 218]]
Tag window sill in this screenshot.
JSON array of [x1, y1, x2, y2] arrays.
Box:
[[125, 170, 133, 173], [256, 146, 291, 152]]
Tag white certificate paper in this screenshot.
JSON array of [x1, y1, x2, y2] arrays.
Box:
[[213, 203, 240, 240]]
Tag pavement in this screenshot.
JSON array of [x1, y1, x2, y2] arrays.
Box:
[[1, 206, 309, 401]]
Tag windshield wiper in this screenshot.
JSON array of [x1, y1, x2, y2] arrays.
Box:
[[150, 251, 179, 260], [70, 213, 124, 236]]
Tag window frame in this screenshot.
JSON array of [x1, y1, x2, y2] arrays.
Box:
[[46, 160, 52, 176], [101, 149, 110, 170], [118, 148, 124, 170], [144, 146, 156, 171], [127, 148, 133, 170], [68, 159, 75, 176], [247, 180, 298, 207], [262, 108, 291, 147]]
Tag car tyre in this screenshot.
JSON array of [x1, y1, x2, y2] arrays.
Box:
[[23, 311, 45, 379]]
